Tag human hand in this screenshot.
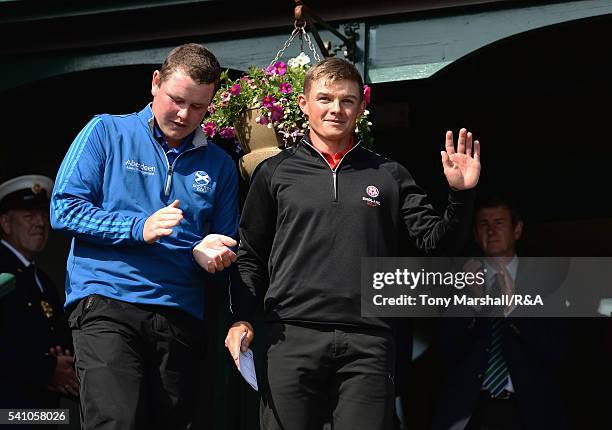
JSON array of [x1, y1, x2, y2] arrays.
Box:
[[193, 234, 237, 273], [47, 355, 79, 397], [143, 199, 183, 243], [441, 128, 481, 190], [48, 346, 72, 357], [463, 259, 486, 298], [224, 321, 254, 370]]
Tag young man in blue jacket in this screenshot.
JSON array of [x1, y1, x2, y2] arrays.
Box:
[[226, 57, 481, 430], [51, 43, 239, 430]]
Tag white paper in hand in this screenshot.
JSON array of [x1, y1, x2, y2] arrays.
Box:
[[237, 332, 258, 391]]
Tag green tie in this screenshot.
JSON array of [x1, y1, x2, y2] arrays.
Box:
[[482, 273, 510, 397], [482, 318, 509, 397]]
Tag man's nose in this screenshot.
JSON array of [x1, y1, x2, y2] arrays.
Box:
[[32, 212, 48, 226], [177, 107, 188, 119], [330, 99, 341, 113]]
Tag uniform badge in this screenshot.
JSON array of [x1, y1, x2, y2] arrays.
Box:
[[40, 300, 54, 318], [31, 183, 42, 194]]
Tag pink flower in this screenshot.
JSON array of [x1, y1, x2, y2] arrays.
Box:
[[363, 85, 371, 106], [265, 61, 287, 76], [207, 103, 215, 115], [273, 61, 287, 76], [257, 115, 269, 125], [241, 77, 256, 89], [219, 127, 236, 139], [229, 83, 241, 95], [261, 94, 276, 108], [269, 104, 284, 122], [219, 91, 231, 107], [279, 82, 293, 94], [203, 122, 216, 137]]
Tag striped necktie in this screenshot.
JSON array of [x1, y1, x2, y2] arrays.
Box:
[[482, 317, 509, 397], [482, 273, 510, 397]]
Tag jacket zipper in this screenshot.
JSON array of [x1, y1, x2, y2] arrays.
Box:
[[161, 147, 200, 197], [304, 141, 359, 202], [164, 165, 173, 196]]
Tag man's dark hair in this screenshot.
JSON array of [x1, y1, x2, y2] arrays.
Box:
[[475, 195, 522, 226], [159, 43, 221, 86]]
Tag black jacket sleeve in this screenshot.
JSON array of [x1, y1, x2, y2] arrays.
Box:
[[233, 158, 280, 323], [392, 162, 475, 255]]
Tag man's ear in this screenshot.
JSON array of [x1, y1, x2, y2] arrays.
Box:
[[0, 213, 10, 237], [513, 220, 524, 241], [151, 70, 161, 97], [298, 94, 308, 117], [358, 98, 366, 118]]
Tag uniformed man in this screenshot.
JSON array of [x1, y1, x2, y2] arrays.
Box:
[[0, 175, 78, 412]]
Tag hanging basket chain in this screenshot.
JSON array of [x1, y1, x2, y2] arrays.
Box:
[[268, 22, 321, 67], [303, 29, 321, 62]]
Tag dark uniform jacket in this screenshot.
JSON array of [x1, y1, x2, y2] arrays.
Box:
[[0, 241, 72, 408]]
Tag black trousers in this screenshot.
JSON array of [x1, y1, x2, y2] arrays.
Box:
[[260, 322, 396, 430], [69, 295, 204, 430]]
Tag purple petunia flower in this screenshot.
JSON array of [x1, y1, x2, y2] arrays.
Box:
[[279, 82, 292, 94], [269, 104, 284, 122], [219, 91, 231, 107], [203, 122, 216, 137], [273, 61, 287, 76], [229, 83, 241, 95], [265, 61, 287, 76], [265, 64, 275, 76], [219, 126, 236, 139], [261, 94, 276, 108]]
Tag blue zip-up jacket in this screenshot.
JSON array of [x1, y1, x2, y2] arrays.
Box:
[[51, 104, 239, 319]]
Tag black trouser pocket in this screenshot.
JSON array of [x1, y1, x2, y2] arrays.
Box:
[[68, 294, 99, 329]]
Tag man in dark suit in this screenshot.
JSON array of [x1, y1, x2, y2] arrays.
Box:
[[432, 197, 569, 430], [0, 175, 78, 413]]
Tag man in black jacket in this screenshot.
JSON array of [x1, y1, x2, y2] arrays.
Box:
[[226, 57, 481, 430], [0, 175, 78, 415]]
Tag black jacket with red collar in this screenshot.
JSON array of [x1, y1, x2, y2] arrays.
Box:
[[234, 138, 475, 330]]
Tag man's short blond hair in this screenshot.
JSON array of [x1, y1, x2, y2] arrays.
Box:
[[303, 57, 364, 100]]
